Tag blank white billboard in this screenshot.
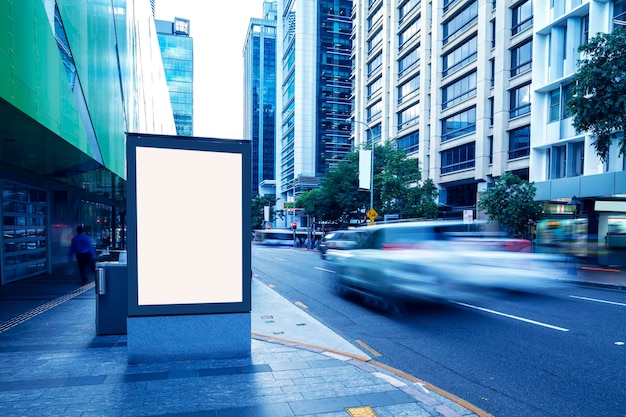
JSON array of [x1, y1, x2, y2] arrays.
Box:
[[135, 146, 243, 306]]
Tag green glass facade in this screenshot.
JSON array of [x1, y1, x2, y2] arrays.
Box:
[[0, 0, 174, 282]]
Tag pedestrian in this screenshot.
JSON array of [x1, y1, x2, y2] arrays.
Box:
[[68, 226, 97, 285]]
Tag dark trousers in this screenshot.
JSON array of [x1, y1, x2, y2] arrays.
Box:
[[76, 252, 93, 283]]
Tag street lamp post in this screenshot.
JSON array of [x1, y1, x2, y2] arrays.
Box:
[[568, 195, 582, 219], [349, 118, 374, 211]]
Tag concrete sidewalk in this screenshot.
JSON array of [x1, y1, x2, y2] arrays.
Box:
[[0, 272, 487, 417], [0, 262, 623, 417]]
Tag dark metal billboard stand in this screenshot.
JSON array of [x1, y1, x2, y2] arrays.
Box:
[[125, 134, 251, 364]]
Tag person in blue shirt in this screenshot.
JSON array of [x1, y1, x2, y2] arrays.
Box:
[[68, 226, 97, 285]]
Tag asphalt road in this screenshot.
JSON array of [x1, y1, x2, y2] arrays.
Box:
[[252, 245, 626, 417]]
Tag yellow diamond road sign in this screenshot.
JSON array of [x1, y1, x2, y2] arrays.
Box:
[[366, 208, 378, 221]]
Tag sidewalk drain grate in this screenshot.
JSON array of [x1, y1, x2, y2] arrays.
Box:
[[0, 282, 94, 333], [346, 406, 379, 417]]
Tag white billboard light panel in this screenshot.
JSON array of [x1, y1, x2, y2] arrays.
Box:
[[135, 146, 243, 306]]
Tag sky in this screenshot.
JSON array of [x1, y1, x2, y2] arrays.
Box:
[[155, 0, 264, 139]]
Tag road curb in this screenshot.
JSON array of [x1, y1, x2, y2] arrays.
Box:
[[252, 332, 495, 417]]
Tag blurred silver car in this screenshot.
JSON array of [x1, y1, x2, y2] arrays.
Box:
[[324, 221, 567, 305], [318, 229, 367, 259]]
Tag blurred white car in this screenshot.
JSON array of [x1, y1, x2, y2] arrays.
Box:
[[324, 221, 567, 304]]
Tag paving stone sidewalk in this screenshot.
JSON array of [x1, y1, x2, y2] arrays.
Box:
[[0, 277, 486, 417]]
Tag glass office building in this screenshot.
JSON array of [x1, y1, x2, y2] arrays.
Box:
[[0, 0, 175, 283], [244, 2, 277, 196], [156, 17, 194, 136], [275, 0, 353, 225]]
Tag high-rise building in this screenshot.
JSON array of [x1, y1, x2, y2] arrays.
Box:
[[244, 1, 278, 197], [156, 17, 194, 136], [0, 0, 174, 283], [275, 0, 353, 222], [348, 0, 625, 265], [351, 0, 533, 218]]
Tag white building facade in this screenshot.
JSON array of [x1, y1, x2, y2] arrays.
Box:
[[349, 0, 626, 264], [351, 0, 534, 218], [530, 0, 626, 265]]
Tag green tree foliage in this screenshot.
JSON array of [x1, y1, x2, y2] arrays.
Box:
[[376, 143, 438, 219], [297, 151, 367, 227], [477, 173, 544, 239], [296, 142, 438, 226], [567, 26, 626, 161], [251, 193, 278, 230]]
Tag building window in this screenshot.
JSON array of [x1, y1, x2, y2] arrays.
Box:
[[398, 130, 419, 154], [368, 5, 383, 30], [548, 141, 585, 177], [508, 126, 530, 159], [443, 0, 462, 13], [367, 100, 383, 121], [561, 84, 572, 119], [488, 97, 494, 125], [398, 48, 420, 77], [441, 107, 476, 142], [2, 181, 48, 283], [397, 103, 419, 130], [548, 84, 572, 122], [442, 71, 477, 109], [368, 28, 383, 52], [367, 52, 383, 76], [570, 141, 584, 177], [488, 135, 494, 164], [442, 35, 477, 77], [441, 142, 475, 174], [552, 144, 567, 179], [397, 73, 420, 104], [491, 18, 496, 48], [512, 0, 533, 35], [369, 124, 382, 143], [490, 58, 495, 87], [399, 16, 421, 50], [581, 15, 589, 45], [442, 0, 478, 46], [509, 83, 531, 118], [398, 0, 419, 24], [510, 40, 532, 76], [549, 89, 560, 122], [614, 0, 626, 30], [368, 76, 383, 99]]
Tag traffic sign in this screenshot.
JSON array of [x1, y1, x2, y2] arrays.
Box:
[[366, 208, 378, 221]]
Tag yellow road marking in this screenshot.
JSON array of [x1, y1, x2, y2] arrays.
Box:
[[346, 405, 379, 417], [294, 301, 308, 309], [355, 340, 382, 357]]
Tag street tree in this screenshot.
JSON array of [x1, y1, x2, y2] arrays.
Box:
[[567, 26, 626, 161], [375, 143, 438, 219], [296, 143, 438, 226], [297, 151, 367, 227], [477, 172, 544, 239], [251, 193, 278, 230], [294, 188, 326, 222]]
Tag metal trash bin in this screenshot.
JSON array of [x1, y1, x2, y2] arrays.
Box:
[[95, 261, 128, 335]]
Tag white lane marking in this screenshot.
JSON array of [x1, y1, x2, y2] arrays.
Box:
[[569, 295, 626, 307], [452, 302, 570, 332], [314, 266, 336, 273], [274, 258, 285, 261]]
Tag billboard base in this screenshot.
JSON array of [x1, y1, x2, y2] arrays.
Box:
[[127, 313, 251, 364]]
